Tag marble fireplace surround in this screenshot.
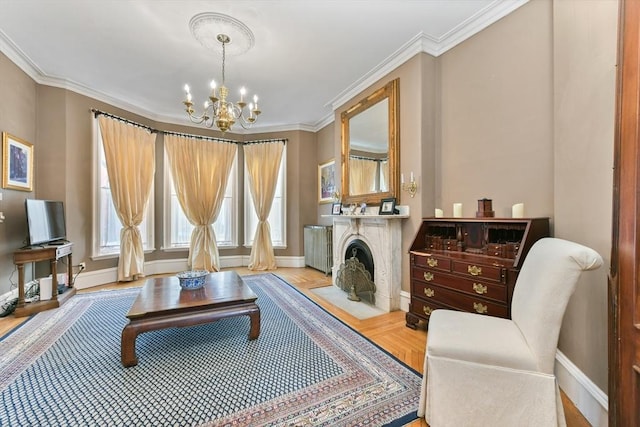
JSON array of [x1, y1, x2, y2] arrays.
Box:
[[330, 206, 409, 312]]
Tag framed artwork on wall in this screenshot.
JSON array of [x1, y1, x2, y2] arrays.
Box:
[[2, 132, 33, 192], [332, 202, 342, 215], [318, 159, 336, 204]]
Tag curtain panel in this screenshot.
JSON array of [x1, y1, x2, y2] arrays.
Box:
[[244, 140, 285, 270], [350, 157, 378, 194], [165, 133, 237, 272], [97, 115, 156, 282]]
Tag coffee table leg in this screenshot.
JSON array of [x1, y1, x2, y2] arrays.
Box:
[[121, 324, 139, 367], [248, 305, 261, 340]]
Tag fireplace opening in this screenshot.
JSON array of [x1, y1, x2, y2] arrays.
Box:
[[344, 239, 374, 278], [335, 239, 376, 304]]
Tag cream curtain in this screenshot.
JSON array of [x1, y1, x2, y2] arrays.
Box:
[[379, 160, 389, 192], [98, 116, 156, 282], [165, 134, 237, 272], [244, 141, 284, 270], [349, 157, 377, 194]]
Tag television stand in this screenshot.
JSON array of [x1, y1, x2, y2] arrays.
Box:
[[13, 242, 75, 317]]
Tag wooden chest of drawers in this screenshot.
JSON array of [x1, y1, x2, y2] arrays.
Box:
[[406, 217, 549, 329]]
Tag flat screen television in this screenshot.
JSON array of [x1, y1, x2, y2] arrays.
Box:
[[25, 199, 67, 246]]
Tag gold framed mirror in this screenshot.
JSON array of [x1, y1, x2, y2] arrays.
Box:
[[341, 78, 399, 206]]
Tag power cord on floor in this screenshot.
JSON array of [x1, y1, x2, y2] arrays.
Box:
[[0, 298, 17, 317], [0, 281, 39, 317]]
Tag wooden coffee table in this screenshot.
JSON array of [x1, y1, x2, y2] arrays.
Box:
[[121, 271, 260, 367]]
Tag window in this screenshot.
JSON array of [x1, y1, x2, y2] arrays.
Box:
[[92, 118, 154, 258], [244, 145, 287, 248], [164, 149, 238, 249]]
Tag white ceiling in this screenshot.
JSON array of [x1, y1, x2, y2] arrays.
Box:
[[0, 0, 527, 134]]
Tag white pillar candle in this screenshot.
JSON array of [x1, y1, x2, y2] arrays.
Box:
[[435, 208, 444, 218], [512, 203, 524, 218], [453, 203, 463, 218]]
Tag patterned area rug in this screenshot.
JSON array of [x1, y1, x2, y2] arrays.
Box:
[[0, 273, 421, 426]]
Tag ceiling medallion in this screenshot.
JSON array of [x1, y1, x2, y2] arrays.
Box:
[[189, 12, 254, 56]]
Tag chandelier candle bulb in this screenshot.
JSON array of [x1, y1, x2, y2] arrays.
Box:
[[401, 173, 405, 184], [410, 172, 414, 182], [210, 80, 216, 97]]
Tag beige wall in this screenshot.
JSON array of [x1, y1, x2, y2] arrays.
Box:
[[436, 0, 615, 394], [552, 0, 617, 391], [316, 123, 335, 225], [439, 0, 554, 220], [0, 52, 37, 294]]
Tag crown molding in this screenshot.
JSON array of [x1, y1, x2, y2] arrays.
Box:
[[328, 0, 529, 111], [0, 29, 45, 79], [436, 0, 530, 55]]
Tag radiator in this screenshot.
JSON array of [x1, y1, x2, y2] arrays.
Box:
[[304, 225, 333, 275]]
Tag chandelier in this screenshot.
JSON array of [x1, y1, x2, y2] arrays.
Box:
[[182, 32, 261, 133]]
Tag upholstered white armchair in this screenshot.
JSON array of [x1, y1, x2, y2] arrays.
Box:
[[418, 238, 603, 426]]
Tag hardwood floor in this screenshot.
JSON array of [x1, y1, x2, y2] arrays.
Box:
[[0, 267, 590, 426]]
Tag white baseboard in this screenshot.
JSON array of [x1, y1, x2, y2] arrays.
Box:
[[400, 290, 410, 312], [74, 255, 305, 289], [555, 350, 608, 426]]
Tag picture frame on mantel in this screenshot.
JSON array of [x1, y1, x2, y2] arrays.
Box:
[[2, 132, 33, 192], [331, 202, 342, 215], [318, 159, 336, 204], [379, 197, 399, 215]]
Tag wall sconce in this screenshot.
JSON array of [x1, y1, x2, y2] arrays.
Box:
[[401, 172, 418, 198], [332, 191, 341, 202]]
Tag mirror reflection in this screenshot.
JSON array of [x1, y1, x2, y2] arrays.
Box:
[[349, 99, 389, 194], [341, 79, 399, 206]]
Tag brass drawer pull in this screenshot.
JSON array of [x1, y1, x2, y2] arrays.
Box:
[[468, 265, 482, 276], [427, 258, 438, 267], [473, 302, 488, 314], [424, 288, 435, 297], [423, 306, 434, 316], [472, 283, 488, 294], [423, 272, 434, 282]]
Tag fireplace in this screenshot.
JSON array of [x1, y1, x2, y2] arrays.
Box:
[[331, 207, 409, 312], [335, 239, 376, 304]]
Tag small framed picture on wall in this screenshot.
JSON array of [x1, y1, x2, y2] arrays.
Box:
[[2, 132, 33, 192], [318, 159, 336, 204]]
